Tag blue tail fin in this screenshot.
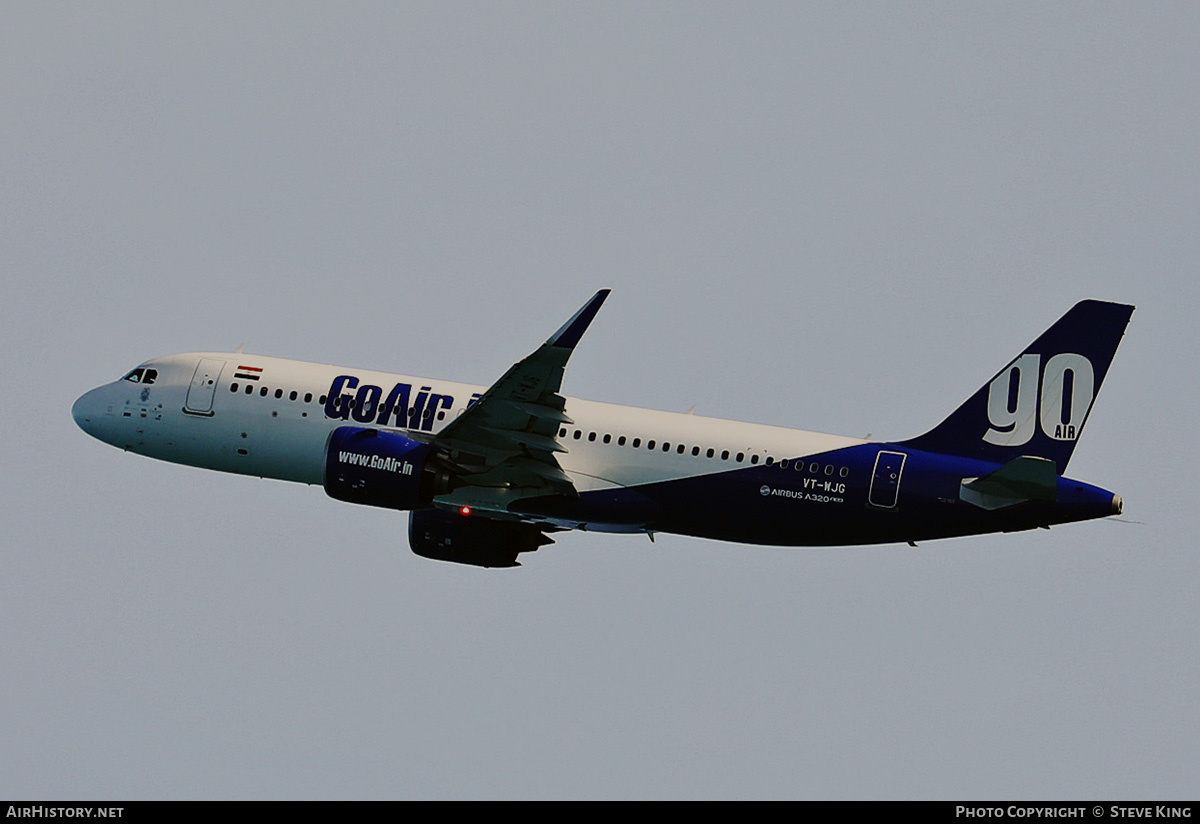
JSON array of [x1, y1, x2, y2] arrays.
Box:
[[898, 300, 1134, 474]]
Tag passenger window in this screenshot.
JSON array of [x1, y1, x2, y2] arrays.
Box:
[[721, 450, 729, 460], [603, 434, 612, 444], [706, 448, 714, 458], [632, 438, 641, 448], [260, 387, 268, 397], [588, 432, 597, 442], [810, 462, 820, 473], [780, 459, 788, 469], [825, 465, 833, 475], [289, 391, 298, 400], [618, 436, 627, 446], [765, 457, 774, 466], [275, 388, 283, 399], [245, 385, 253, 394], [230, 383, 239, 392], [751, 454, 760, 464], [560, 428, 567, 438], [647, 440, 656, 450], [677, 444, 685, 454], [304, 393, 313, 403], [662, 442, 671, 452], [736, 452, 744, 462], [840, 467, 849, 477]]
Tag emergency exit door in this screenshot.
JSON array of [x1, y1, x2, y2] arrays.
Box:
[[868, 450, 907, 508]]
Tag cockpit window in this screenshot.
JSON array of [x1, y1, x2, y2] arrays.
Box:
[[122, 367, 158, 385]]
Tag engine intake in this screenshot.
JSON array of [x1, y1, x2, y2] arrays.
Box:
[[324, 426, 446, 509]]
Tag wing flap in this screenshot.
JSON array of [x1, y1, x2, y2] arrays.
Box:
[[495, 399, 575, 426], [477, 426, 566, 454]]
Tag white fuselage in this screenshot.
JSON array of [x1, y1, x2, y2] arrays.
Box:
[[73, 351, 865, 497]]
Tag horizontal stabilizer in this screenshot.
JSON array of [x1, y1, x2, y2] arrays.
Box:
[[960, 455, 1058, 510]]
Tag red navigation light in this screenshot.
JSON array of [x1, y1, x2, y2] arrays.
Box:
[[460, 506, 471, 516]]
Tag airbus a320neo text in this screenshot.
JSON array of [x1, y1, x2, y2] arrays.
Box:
[[74, 292, 1132, 567]]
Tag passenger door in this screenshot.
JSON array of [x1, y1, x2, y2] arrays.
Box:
[[184, 358, 226, 415]]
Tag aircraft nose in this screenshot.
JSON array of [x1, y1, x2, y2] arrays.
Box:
[[72, 387, 103, 437]]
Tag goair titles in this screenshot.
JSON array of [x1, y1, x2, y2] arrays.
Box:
[[985, 353, 1094, 446], [323, 375, 482, 431]]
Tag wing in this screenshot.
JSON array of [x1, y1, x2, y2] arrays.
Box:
[[427, 289, 610, 519]]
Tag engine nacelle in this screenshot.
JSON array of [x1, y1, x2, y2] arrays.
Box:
[[324, 426, 447, 510], [409, 508, 554, 568]]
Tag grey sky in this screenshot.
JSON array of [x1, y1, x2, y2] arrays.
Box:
[[3, 3, 1198, 799]]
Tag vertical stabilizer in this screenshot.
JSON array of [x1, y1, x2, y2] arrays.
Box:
[[898, 300, 1134, 473]]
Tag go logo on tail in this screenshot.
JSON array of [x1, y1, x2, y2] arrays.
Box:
[[984, 353, 1095, 446]]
